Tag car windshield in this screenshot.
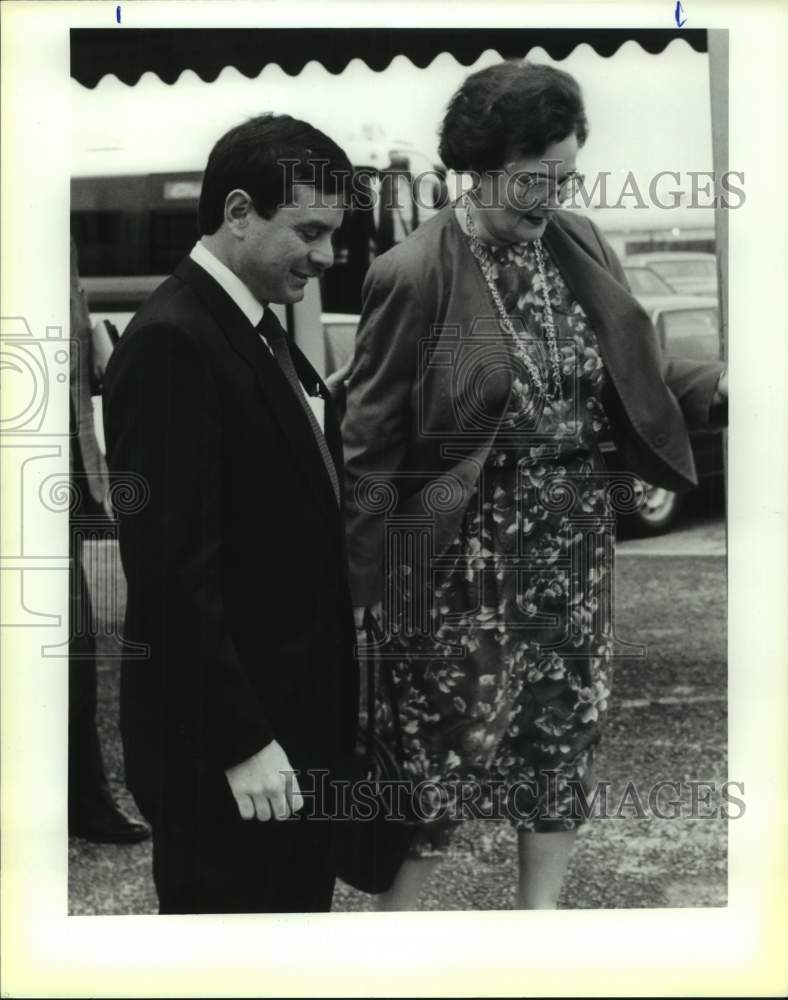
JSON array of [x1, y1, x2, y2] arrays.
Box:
[[650, 259, 716, 280], [660, 307, 720, 359], [624, 267, 674, 295]]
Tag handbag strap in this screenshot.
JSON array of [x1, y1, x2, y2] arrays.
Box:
[[362, 608, 405, 766]]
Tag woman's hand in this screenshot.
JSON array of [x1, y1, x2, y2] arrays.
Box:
[[713, 368, 728, 405], [325, 357, 352, 399]]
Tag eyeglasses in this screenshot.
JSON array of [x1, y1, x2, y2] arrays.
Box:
[[503, 168, 585, 207]]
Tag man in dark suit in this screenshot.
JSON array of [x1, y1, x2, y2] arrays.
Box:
[[102, 114, 358, 913]]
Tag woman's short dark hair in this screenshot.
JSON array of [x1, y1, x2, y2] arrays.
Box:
[[439, 61, 588, 173], [198, 113, 353, 235]]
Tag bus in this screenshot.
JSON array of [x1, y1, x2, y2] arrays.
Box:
[[71, 148, 447, 378]]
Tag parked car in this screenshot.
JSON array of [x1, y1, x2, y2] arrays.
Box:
[[622, 264, 675, 297], [623, 251, 718, 297], [602, 294, 724, 534]]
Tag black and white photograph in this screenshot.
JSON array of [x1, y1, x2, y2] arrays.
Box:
[[1, 2, 786, 997]]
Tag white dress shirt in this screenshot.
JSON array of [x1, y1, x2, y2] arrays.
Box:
[[189, 241, 323, 429]]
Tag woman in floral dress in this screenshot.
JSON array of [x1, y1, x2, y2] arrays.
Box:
[[340, 61, 728, 910]]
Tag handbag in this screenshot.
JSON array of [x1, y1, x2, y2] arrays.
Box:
[[333, 609, 418, 894]]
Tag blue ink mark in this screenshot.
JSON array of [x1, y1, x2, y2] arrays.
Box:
[[675, 1, 687, 27], [116, 5, 121, 23]]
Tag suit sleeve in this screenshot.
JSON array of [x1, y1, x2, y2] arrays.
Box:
[[103, 321, 274, 770], [588, 220, 727, 431], [341, 256, 426, 607]]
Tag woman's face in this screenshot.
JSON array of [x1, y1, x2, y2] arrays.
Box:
[[473, 132, 581, 244]]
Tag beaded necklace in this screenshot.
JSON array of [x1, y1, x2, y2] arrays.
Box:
[[462, 192, 563, 405]]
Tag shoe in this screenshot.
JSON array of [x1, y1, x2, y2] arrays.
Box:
[[70, 808, 151, 844]]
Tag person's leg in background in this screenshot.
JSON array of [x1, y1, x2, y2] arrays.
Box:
[[68, 535, 149, 844]]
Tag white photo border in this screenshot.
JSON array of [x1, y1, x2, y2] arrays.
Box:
[[1, 0, 786, 996]]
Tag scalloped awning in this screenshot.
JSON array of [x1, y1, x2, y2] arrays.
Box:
[[70, 27, 708, 89]]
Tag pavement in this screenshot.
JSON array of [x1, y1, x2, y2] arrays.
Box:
[[70, 510, 728, 915], [617, 513, 726, 558]]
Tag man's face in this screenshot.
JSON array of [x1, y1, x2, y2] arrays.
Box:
[[234, 184, 345, 305]]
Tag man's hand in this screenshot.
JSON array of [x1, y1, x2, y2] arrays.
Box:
[[224, 740, 303, 821]]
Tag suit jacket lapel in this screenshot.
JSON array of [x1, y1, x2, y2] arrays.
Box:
[[173, 257, 338, 516]]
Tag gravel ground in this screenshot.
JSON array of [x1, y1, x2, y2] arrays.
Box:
[[71, 525, 727, 914]]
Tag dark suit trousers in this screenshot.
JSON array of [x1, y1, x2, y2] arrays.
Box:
[[150, 767, 339, 914]]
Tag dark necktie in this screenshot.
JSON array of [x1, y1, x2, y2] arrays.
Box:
[[257, 310, 340, 505]]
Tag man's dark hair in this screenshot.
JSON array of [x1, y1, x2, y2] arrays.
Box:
[[198, 113, 353, 235], [439, 61, 588, 173]]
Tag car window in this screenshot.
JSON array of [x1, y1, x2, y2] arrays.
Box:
[[650, 259, 716, 280], [659, 307, 720, 359], [624, 267, 673, 295]]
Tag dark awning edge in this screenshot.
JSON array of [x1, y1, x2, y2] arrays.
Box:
[[71, 28, 708, 89]]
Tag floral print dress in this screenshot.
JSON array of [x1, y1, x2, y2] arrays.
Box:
[[377, 238, 617, 856]]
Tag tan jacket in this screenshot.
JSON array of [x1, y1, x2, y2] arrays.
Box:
[[342, 205, 725, 606]]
